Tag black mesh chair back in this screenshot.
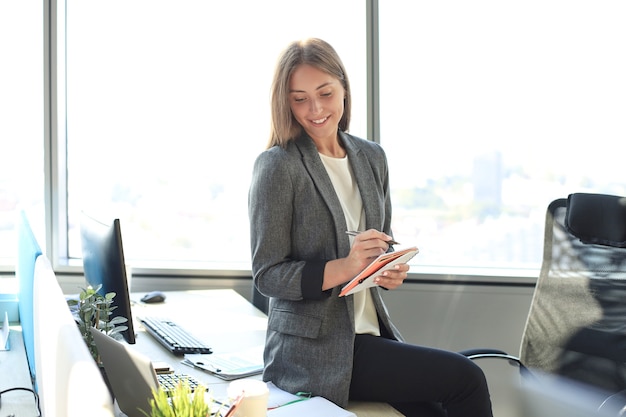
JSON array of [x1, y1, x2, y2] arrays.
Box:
[[520, 193, 626, 397]]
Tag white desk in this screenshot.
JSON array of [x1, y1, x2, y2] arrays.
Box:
[[129, 289, 403, 417], [2, 289, 401, 417], [0, 290, 263, 417], [0, 327, 39, 417], [129, 289, 267, 400]]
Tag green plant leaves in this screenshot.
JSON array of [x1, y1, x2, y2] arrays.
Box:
[[67, 284, 130, 363], [140, 380, 213, 417]]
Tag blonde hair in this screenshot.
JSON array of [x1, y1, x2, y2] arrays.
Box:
[[267, 38, 351, 149]]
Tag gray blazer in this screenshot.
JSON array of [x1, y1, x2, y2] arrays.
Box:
[[248, 131, 404, 407]]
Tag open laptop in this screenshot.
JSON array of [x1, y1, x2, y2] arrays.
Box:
[[90, 328, 204, 417]]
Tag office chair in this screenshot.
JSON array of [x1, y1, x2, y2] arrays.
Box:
[[460, 192, 626, 415]]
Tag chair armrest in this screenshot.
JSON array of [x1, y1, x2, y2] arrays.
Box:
[[458, 348, 526, 369], [459, 348, 511, 357]]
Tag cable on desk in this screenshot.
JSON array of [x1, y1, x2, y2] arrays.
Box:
[[0, 387, 41, 417]]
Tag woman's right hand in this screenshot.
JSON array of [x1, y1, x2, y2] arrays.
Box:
[[345, 229, 393, 273], [322, 229, 395, 290]]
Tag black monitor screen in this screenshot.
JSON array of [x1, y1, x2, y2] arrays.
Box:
[[80, 212, 136, 344]]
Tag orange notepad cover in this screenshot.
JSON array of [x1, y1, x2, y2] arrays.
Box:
[[339, 247, 419, 297]]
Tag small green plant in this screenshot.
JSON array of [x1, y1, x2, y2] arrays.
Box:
[[67, 284, 129, 364], [140, 380, 217, 417]]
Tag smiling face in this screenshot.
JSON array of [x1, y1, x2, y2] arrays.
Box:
[[288, 64, 346, 145]]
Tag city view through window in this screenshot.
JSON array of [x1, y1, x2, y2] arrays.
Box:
[[2, 1, 625, 277]]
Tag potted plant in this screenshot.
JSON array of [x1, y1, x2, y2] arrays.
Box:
[[140, 380, 219, 417], [67, 284, 129, 364]]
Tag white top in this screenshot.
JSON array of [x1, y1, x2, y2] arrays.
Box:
[[319, 153, 380, 336]]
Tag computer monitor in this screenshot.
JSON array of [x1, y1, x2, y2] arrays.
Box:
[[17, 210, 43, 387], [80, 212, 136, 344]]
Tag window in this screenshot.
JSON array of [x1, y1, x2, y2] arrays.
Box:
[[380, 1, 626, 273], [6, 1, 625, 277], [65, 1, 366, 270], [0, 0, 45, 268]]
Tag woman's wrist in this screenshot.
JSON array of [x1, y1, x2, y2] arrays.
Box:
[[322, 258, 358, 290]]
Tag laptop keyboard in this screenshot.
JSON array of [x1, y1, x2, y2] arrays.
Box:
[[157, 373, 204, 394], [140, 316, 213, 355]]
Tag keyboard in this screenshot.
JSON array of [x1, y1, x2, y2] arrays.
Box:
[[157, 373, 205, 394], [140, 316, 213, 355]]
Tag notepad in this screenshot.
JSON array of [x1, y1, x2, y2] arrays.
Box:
[[339, 247, 419, 297], [182, 345, 264, 381]]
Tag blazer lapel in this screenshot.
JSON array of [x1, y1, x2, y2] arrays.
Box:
[[294, 135, 350, 256], [341, 132, 383, 231]]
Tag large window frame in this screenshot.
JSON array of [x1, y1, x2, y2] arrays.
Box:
[[45, 0, 68, 271], [45, 0, 387, 280], [33, 0, 624, 285]]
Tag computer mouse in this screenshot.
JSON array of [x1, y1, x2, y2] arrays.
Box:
[[141, 291, 166, 304]]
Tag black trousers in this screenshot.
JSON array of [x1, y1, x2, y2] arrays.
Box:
[[349, 334, 493, 417]]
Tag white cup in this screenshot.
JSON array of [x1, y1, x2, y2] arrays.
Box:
[[227, 380, 269, 417]]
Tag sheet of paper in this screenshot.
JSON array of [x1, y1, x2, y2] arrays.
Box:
[[266, 381, 301, 409], [267, 396, 356, 417]]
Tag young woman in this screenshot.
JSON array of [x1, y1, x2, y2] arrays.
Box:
[[248, 38, 493, 417]]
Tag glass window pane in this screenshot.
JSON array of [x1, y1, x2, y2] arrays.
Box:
[[66, 1, 366, 269], [0, 1, 45, 267], [380, 1, 626, 272]]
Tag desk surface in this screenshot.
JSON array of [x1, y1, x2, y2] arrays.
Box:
[[2, 289, 401, 417], [129, 289, 267, 398], [130, 290, 403, 417], [0, 327, 39, 416]]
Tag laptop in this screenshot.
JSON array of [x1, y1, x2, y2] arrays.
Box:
[[90, 328, 204, 417]]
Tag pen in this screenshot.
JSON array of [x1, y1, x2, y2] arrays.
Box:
[[345, 230, 400, 246]]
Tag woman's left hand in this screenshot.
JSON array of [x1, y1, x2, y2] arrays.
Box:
[[373, 263, 410, 290]]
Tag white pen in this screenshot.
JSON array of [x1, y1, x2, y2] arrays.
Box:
[[345, 230, 400, 246]]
